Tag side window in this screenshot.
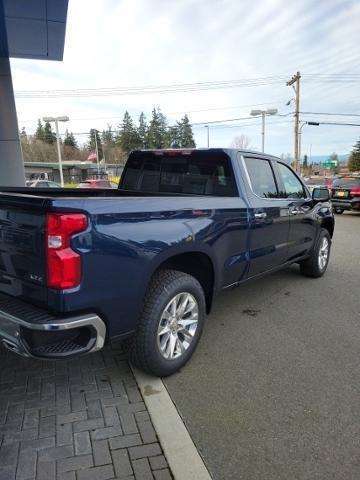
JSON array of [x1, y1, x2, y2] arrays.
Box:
[[276, 163, 305, 198], [244, 157, 278, 198]]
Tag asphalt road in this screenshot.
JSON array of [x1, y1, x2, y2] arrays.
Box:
[[164, 212, 360, 480]]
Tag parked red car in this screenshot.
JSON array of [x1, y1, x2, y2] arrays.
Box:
[[77, 179, 118, 189]]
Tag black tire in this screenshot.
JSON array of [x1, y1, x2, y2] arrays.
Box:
[[334, 208, 344, 214], [124, 269, 206, 376], [299, 229, 331, 278]]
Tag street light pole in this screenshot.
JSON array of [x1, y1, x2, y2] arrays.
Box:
[[299, 121, 319, 173], [54, 120, 64, 187], [205, 125, 210, 147], [43, 116, 69, 187], [250, 108, 278, 152]]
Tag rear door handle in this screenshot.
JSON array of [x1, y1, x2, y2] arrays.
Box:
[[254, 212, 267, 219]]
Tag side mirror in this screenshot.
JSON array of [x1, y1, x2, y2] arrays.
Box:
[[312, 187, 330, 202]]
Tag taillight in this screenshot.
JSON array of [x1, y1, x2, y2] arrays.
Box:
[[46, 213, 88, 289], [350, 187, 360, 196]]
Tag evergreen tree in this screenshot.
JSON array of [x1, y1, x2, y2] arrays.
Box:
[[147, 108, 167, 149], [178, 114, 196, 148], [102, 125, 115, 162], [35, 119, 45, 141], [43, 121, 56, 144], [64, 130, 78, 149], [138, 112, 148, 148], [88, 129, 103, 160], [348, 139, 360, 171], [102, 125, 115, 148], [116, 111, 141, 153], [20, 127, 28, 141], [167, 125, 181, 148], [303, 154, 308, 168]]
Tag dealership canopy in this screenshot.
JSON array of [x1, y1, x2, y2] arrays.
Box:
[[0, 0, 69, 185]]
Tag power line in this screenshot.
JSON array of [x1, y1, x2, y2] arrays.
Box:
[[14, 73, 360, 99], [13, 76, 290, 98], [300, 111, 360, 117]]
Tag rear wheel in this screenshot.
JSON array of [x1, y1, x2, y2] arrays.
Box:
[[300, 229, 331, 278], [125, 269, 206, 376], [334, 207, 344, 214]]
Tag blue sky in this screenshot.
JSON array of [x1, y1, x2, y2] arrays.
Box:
[[11, 0, 360, 158]]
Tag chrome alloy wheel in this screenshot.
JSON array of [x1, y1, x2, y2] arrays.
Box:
[[318, 237, 329, 271], [157, 292, 199, 360]]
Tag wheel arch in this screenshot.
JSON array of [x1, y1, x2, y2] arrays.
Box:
[[151, 251, 216, 314], [321, 217, 334, 238]]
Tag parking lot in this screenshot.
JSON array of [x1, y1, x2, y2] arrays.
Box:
[[0, 213, 359, 480], [164, 212, 360, 480]]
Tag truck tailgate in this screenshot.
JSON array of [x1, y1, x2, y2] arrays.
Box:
[[0, 196, 47, 306]]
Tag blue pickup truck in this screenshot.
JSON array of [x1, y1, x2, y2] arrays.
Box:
[[0, 149, 334, 375]]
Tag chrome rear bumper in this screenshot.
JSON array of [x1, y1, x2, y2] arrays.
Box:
[[0, 294, 106, 359]]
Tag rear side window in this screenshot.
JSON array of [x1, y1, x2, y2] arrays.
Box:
[[276, 162, 305, 198], [120, 151, 236, 196], [244, 157, 278, 198]]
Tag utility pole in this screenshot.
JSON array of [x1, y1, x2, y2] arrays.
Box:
[[286, 71, 301, 173]]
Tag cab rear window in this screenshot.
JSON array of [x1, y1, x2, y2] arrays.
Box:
[[120, 151, 236, 196], [333, 177, 360, 188]]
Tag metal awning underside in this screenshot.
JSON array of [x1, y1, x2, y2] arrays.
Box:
[[0, 0, 68, 60]]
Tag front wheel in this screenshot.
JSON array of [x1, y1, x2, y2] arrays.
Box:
[[125, 269, 206, 376], [334, 207, 344, 214], [299, 229, 331, 278]]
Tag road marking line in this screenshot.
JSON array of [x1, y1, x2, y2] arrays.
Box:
[[132, 367, 212, 480]]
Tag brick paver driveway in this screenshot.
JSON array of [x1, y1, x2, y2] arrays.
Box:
[[0, 342, 172, 480]]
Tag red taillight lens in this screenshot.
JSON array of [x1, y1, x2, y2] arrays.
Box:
[[350, 187, 360, 196], [46, 213, 88, 289]]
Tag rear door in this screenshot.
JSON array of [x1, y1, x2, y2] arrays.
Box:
[[273, 161, 317, 261], [241, 155, 290, 277]]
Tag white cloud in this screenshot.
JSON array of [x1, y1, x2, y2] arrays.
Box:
[[10, 0, 360, 156]]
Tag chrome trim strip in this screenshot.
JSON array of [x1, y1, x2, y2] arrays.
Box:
[[0, 310, 106, 353]]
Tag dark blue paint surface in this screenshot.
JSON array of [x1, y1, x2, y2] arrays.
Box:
[[0, 149, 334, 338]]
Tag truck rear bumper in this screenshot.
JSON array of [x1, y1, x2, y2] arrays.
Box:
[[332, 198, 360, 211], [0, 293, 106, 359]]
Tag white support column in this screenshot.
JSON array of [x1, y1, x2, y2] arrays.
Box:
[[0, 57, 25, 186]]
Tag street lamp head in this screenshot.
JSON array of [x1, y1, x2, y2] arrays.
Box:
[[250, 110, 263, 116], [266, 108, 278, 116], [42, 116, 69, 123]]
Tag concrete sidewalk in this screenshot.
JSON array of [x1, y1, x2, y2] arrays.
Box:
[[0, 342, 172, 480]]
